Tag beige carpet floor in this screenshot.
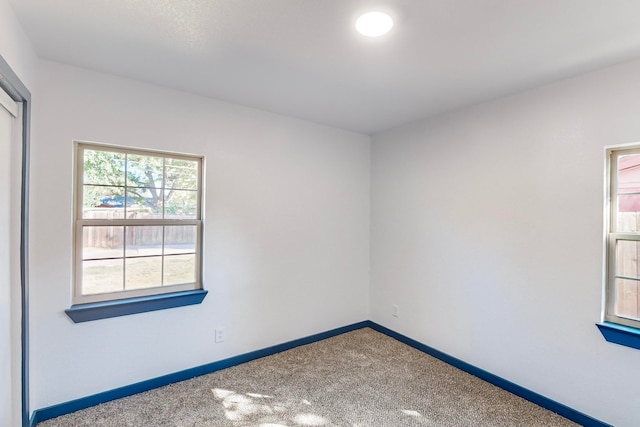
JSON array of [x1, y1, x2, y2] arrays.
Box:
[[38, 328, 578, 426]]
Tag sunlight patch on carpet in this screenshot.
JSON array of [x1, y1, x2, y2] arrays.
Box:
[[211, 388, 234, 399], [293, 413, 330, 426], [212, 387, 332, 425], [212, 387, 282, 421], [402, 409, 422, 417], [247, 392, 274, 398]]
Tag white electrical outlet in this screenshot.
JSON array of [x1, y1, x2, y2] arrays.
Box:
[[215, 327, 225, 343], [392, 304, 399, 318]]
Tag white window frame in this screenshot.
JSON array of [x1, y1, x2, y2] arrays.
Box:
[[605, 145, 640, 329], [73, 141, 204, 305]]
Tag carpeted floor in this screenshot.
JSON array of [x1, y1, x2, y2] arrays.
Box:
[[39, 328, 578, 426]]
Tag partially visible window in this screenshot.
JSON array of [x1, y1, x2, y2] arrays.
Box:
[[606, 147, 640, 329], [74, 142, 203, 304]]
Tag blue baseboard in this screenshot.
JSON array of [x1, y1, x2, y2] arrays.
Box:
[[30, 321, 369, 424], [31, 320, 610, 427], [367, 322, 611, 427]]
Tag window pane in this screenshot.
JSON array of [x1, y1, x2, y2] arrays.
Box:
[[617, 154, 640, 194], [125, 256, 162, 290], [82, 226, 124, 260], [83, 185, 126, 219], [164, 254, 196, 285], [616, 240, 640, 279], [127, 154, 164, 189], [165, 158, 198, 191], [616, 154, 640, 232], [165, 190, 197, 219], [83, 149, 126, 186], [125, 226, 163, 257], [164, 225, 197, 254], [126, 189, 162, 218], [618, 193, 640, 211], [614, 278, 640, 321], [82, 259, 124, 295], [616, 208, 640, 232]]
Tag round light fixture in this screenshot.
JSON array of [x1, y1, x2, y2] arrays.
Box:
[[356, 11, 393, 37]]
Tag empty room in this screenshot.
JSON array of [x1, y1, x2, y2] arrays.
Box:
[[1, 1, 639, 426]]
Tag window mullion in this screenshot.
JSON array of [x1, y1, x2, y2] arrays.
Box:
[[161, 157, 165, 286], [77, 218, 200, 227], [122, 225, 127, 292], [609, 232, 640, 241], [161, 225, 165, 286]]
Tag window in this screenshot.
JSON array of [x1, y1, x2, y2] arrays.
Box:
[[605, 146, 640, 330], [73, 142, 204, 306]]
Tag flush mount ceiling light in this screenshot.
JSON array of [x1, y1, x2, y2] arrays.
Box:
[[356, 11, 393, 37]]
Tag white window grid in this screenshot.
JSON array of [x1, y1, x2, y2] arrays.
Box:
[[73, 141, 203, 304], [606, 146, 640, 329]]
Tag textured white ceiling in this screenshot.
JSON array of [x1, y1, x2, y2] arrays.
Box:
[[10, 0, 640, 134]]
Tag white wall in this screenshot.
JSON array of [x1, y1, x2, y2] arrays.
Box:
[[0, 0, 37, 89], [371, 58, 640, 427], [0, 0, 37, 424], [29, 60, 370, 409]]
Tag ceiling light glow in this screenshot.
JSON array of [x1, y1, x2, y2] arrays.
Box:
[[356, 11, 393, 37]]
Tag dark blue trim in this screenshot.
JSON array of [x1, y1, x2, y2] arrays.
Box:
[[367, 322, 611, 427], [31, 321, 370, 424], [65, 290, 208, 323], [597, 322, 640, 350], [0, 53, 32, 427]]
